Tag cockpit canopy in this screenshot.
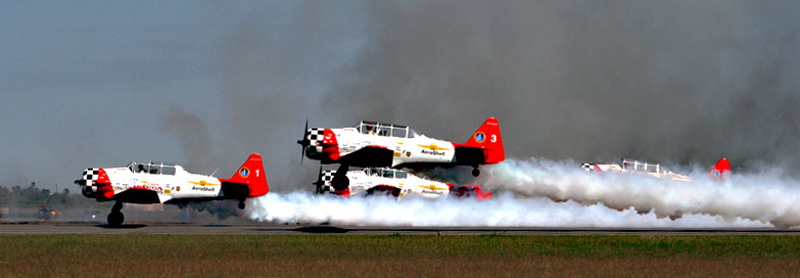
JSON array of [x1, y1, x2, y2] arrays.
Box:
[[355, 121, 417, 138], [127, 161, 178, 175], [622, 159, 668, 174], [363, 168, 409, 179]]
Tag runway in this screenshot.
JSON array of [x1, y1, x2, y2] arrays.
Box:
[[1, 221, 799, 235]]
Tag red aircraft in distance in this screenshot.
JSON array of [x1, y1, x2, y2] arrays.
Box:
[[581, 158, 732, 182]]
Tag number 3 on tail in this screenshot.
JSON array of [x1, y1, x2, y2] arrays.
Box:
[[490, 134, 497, 143]]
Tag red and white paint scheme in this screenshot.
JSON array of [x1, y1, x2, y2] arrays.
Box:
[[314, 167, 492, 200], [581, 158, 732, 182], [74, 153, 268, 226], [298, 117, 504, 177], [708, 158, 732, 181]]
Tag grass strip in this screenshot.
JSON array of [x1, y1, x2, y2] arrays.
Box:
[[1, 234, 799, 277]]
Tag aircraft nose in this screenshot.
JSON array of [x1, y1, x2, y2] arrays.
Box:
[[78, 168, 113, 199]]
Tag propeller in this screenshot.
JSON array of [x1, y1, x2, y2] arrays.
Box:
[[296, 119, 309, 165], [312, 166, 324, 194]]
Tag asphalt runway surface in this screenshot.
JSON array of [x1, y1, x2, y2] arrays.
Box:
[[2, 221, 800, 235]]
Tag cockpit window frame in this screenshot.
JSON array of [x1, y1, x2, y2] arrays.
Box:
[[127, 161, 178, 175], [355, 121, 416, 138]]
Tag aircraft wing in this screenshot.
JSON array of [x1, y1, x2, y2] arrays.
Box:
[[337, 145, 394, 167]]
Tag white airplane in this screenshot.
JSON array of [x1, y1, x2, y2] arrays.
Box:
[[314, 167, 492, 200], [580, 158, 731, 182], [74, 153, 268, 226], [297, 117, 504, 177]]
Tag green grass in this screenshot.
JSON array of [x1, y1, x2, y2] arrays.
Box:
[[2, 234, 800, 277]]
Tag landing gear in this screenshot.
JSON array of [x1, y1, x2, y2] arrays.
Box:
[[107, 202, 124, 227], [472, 167, 480, 177], [331, 164, 350, 191], [238, 200, 246, 210], [331, 175, 350, 191]]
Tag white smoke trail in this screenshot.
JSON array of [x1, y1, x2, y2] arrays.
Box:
[[478, 158, 800, 228], [246, 191, 768, 228]]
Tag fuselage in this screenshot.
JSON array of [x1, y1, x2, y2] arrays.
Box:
[[77, 162, 226, 204], [300, 118, 504, 177], [75, 153, 267, 226], [306, 126, 457, 167], [581, 159, 692, 182], [319, 168, 492, 200], [76, 154, 267, 205]]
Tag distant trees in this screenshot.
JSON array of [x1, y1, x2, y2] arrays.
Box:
[[0, 183, 238, 220], [0, 182, 98, 208]]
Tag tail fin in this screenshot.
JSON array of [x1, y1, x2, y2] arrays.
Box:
[[709, 158, 731, 181], [225, 153, 269, 197], [458, 117, 505, 164]]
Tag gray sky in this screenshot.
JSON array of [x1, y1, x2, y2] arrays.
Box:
[[2, 1, 799, 192]]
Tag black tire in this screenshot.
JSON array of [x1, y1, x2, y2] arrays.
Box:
[[107, 211, 124, 227], [366, 187, 401, 198], [238, 201, 245, 210], [472, 168, 480, 177], [331, 176, 350, 191]]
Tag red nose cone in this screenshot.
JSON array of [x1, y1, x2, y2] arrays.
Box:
[[95, 168, 115, 199], [322, 129, 341, 161]]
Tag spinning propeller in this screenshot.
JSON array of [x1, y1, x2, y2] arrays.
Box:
[[296, 119, 309, 165]]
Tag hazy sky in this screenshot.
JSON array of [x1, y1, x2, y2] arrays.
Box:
[[2, 1, 799, 192], [0, 1, 363, 190]]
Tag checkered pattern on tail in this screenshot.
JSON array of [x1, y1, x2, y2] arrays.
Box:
[[580, 163, 596, 172], [306, 128, 325, 154]]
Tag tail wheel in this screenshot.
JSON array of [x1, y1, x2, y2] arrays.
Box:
[[472, 168, 480, 177], [107, 211, 124, 227], [238, 201, 246, 210]]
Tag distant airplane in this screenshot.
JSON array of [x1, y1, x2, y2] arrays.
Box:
[[580, 158, 731, 182], [74, 153, 268, 226], [314, 167, 492, 200], [298, 117, 504, 177]]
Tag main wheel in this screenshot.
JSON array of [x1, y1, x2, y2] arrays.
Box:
[[107, 211, 124, 227], [472, 168, 480, 177], [331, 176, 350, 191]]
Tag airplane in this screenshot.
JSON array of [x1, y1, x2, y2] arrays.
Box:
[[313, 166, 492, 200], [74, 153, 268, 226], [297, 117, 504, 177], [580, 158, 731, 182]]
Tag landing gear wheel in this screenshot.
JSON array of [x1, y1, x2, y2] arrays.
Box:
[[107, 211, 124, 227], [238, 201, 246, 210], [331, 176, 350, 191], [472, 168, 480, 177]]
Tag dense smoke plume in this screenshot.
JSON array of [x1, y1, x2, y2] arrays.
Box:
[[177, 1, 800, 226], [246, 191, 768, 228], [160, 1, 800, 194], [320, 1, 800, 172], [247, 156, 800, 228], [480, 158, 800, 228]]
